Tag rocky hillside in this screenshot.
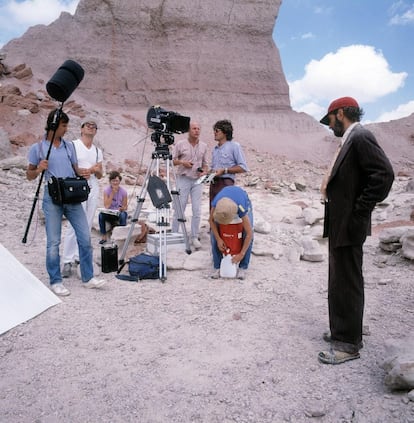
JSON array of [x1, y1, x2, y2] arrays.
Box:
[[0, 0, 413, 169]]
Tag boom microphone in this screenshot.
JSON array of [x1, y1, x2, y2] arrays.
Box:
[[46, 60, 84, 102]]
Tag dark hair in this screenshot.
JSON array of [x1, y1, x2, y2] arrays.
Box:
[[337, 106, 364, 123], [109, 170, 122, 181], [213, 119, 233, 140], [45, 108, 69, 131]]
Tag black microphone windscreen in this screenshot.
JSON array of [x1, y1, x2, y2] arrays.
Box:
[[46, 60, 84, 102]]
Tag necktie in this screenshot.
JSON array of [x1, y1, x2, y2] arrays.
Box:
[[320, 143, 342, 201]]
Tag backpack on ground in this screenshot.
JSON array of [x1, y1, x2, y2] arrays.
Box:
[[115, 253, 160, 281]]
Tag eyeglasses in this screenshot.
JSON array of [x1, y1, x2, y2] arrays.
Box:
[[84, 123, 97, 129], [214, 128, 222, 133]]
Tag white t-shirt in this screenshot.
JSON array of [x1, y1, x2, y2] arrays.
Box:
[[72, 139, 103, 189]]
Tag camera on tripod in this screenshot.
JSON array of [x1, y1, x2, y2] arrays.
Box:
[[146, 106, 190, 146]]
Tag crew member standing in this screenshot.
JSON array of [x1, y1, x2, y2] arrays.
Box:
[[26, 109, 106, 296], [171, 121, 208, 250], [209, 119, 248, 207], [62, 118, 103, 277]]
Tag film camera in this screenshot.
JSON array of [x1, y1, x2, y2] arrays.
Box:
[[146, 106, 190, 145]]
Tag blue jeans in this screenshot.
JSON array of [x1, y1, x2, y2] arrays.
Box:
[[211, 209, 254, 270], [98, 211, 127, 234], [43, 190, 93, 284]]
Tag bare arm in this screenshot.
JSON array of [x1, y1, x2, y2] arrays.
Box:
[[231, 214, 253, 264], [26, 160, 48, 181]]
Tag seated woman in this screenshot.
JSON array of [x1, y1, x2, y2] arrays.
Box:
[[98, 171, 128, 244]]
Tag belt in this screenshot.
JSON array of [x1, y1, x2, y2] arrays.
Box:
[[213, 176, 234, 181]]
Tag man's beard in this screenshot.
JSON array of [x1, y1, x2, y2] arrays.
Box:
[[332, 117, 345, 137]]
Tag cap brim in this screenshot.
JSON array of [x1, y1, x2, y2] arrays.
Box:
[[320, 114, 330, 125]]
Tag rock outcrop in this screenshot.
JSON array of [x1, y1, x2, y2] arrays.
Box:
[[2, 0, 290, 115], [1, 0, 413, 167]]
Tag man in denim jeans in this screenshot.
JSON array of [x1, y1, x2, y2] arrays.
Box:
[[209, 185, 254, 280], [26, 109, 105, 296]]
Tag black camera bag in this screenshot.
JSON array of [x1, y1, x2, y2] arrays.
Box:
[[48, 176, 90, 205]]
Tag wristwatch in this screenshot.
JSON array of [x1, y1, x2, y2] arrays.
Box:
[[224, 167, 228, 174]]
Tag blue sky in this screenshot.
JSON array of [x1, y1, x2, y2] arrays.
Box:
[[0, 0, 413, 123], [275, 0, 414, 122]]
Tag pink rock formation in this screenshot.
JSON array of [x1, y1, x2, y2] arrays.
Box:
[[2, 0, 289, 114]]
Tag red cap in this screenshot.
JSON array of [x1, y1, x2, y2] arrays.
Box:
[[320, 97, 359, 125]]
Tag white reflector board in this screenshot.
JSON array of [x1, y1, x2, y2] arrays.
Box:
[[0, 243, 61, 335]]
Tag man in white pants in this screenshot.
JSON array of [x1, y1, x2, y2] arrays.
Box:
[[171, 122, 208, 249], [62, 118, 103, 277]]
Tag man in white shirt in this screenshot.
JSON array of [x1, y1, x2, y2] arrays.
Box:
[[62, 118, 103, 277], [171, 122, 208, 249]]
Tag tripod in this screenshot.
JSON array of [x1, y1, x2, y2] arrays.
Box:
[[118, 139, 191, 281]]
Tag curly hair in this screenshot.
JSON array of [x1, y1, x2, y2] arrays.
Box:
[[213, 119, 233, 140]]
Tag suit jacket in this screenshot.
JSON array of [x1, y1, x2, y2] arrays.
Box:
[[323, 124, 394, 248]]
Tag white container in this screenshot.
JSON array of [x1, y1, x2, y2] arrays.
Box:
[[220, 254, 237, 278], [146, 232, 185, 255]]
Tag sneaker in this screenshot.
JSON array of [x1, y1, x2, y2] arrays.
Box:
[[61, 262, 72, 278], [192, 237, 202, 250], [210, 269, 220, 279], [237, 268, 247, 280], [51, 283, 70, 296], [83, 277, 106, 289]]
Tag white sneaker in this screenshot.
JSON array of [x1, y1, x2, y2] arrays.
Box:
[[83, 277, 106, 289], [192, 237, 202, 250], [51, 283, 70, 296]]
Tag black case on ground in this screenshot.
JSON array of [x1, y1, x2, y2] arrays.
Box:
[[101, 244, 118, 273]]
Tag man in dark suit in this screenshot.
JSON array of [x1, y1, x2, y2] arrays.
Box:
[[318, 97, 394, 365]]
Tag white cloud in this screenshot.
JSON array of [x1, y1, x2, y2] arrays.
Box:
[[301, 32, 315, 40], [376, 100, 414, 122], [7, 0, 78, 25], [0, 0, 79, 47], [288, 45, 408, 121], [389, 4, 414, 25]]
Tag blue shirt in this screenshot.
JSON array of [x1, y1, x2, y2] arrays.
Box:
[[211, 141, 248, 181], [28, 138, 77, 181], [212, 186, 253, 224]]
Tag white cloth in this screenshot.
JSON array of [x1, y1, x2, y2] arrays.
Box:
[[62, 139, 103, 263]]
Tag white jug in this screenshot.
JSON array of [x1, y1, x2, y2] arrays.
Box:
[[220, 254, 237, 278]]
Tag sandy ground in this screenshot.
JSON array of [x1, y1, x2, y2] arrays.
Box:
[[1, 150, 414, 423]]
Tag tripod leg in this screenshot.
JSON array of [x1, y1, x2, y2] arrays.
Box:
[[157, 209, 168, 281], [168, 161, 192, 254], [117, 159, 155, 269]]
